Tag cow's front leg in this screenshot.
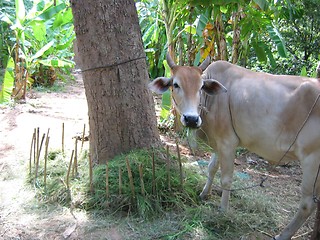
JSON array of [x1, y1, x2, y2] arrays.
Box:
[[219, 148, 235, 210], [200, 153, 219, 200]]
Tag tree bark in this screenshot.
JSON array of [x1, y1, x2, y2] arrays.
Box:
[[71, 0, 160, 164], [311, 202, 320, 240], [231, 7, 241, 64]]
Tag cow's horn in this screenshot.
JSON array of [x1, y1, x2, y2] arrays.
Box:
[[199, 56, 211, 71], [166, 52, 176, 69]]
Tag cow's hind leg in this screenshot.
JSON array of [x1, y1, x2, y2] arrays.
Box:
[[275, 157, 320, 240], [200, 154, 219, 200]]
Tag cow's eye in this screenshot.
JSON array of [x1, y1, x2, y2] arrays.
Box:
[[173, 83, 180, 89]]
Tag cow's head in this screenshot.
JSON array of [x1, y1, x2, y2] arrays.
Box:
[[149, 53, 227, 128]]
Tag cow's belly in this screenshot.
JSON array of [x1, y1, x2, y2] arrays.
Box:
[[244, 141, 298, 164], [236, 122, 299, 164]]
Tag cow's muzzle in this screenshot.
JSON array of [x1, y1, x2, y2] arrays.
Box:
[[182, 114, 202, 128]]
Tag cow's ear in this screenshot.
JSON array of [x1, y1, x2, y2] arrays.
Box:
[[149, 77, 172, 94], [202, 79, 227, 95]]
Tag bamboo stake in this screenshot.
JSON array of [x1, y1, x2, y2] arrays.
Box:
[[139, 164, 145, 196], [39, 133, 46, 156], [66, 150, 75, 189], [166, 145, 171, 190], [126, 158, 135, 198], [152, 151, 156, 195], [44, 128, 50, 186], [29, 131, 35, 176], [118, 167, 122, 195], [81, 124, 86, 152], [62, 122, 65, 153], [72, 138, 78, 177], [33, 128, 36, 164], [106, 161, 109, 198], [36, 127, 39, 164], [35, 133, 45, 181], [46, 128, 50, 139], [176, 141, 183, 190], [88, 154, 93, 193], [44, 136, 50, 188]]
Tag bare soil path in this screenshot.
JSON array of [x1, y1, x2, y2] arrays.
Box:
[[0, 74, 92, 240]]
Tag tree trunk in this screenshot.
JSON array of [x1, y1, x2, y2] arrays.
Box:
[[311, 202, 320, 240], [215, 13, 228, 61], [231, 7, 241, 64], [71, 0, 160, 164]]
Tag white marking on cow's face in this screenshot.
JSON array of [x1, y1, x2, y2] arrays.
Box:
[[171, 67, 204, 128]]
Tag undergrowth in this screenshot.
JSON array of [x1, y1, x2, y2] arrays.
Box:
[[27, 147, 295, 239], [28, 148, 206, 218]]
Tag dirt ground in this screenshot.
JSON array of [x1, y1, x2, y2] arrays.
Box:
[[0, 73, 92, 240], [0, 74, 315, 240]]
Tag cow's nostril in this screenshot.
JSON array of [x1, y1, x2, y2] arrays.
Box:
[[183, 115, 199, 128]]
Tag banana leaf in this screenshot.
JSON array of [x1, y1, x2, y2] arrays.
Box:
[[0, 57, 14, 103]]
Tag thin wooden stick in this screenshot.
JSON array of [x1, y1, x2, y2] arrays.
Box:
[[72, 138, 78, 177], [46, 128, 50, 139], [62, 122, 65, 153], [38, 133, 46, 157], [176, 141, 183, 190], [33, 128, 36, 164], [44, 136, 50, 188], [66, 150, 75, 189], [166, 145, 171, 190], [139, 164, 145, 196], [118, 167, 122, 195], [152, 151, 156, 195], [36, 127, 39, 164], [88, 154, 93, 193], [126, 158, 135, 198], [106, 161, 109, 198], [29, 131, 35, 176], [35, 133, 45, 181], [81, 124, 86, 152]]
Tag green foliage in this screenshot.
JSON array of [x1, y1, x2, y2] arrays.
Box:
[[0, 57, 14, 103], [138, 0, 320, 79], [0, 0, 75, 100], [274, 0, 320, 76]]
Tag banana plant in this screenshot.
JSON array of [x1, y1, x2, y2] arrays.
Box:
[[0, 0, 75, 102]]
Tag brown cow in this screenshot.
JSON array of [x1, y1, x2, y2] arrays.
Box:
[[149, 53, 320, 240]]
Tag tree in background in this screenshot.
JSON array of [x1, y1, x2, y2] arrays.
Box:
[[71, 0, 160, 164], [138, 0, 288, 76], [274, 0, 320, 76]]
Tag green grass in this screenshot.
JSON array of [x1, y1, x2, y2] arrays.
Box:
[[27, 147, 304, 239], [28, 148, 206, 218], [33, 80, 67, 93]]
